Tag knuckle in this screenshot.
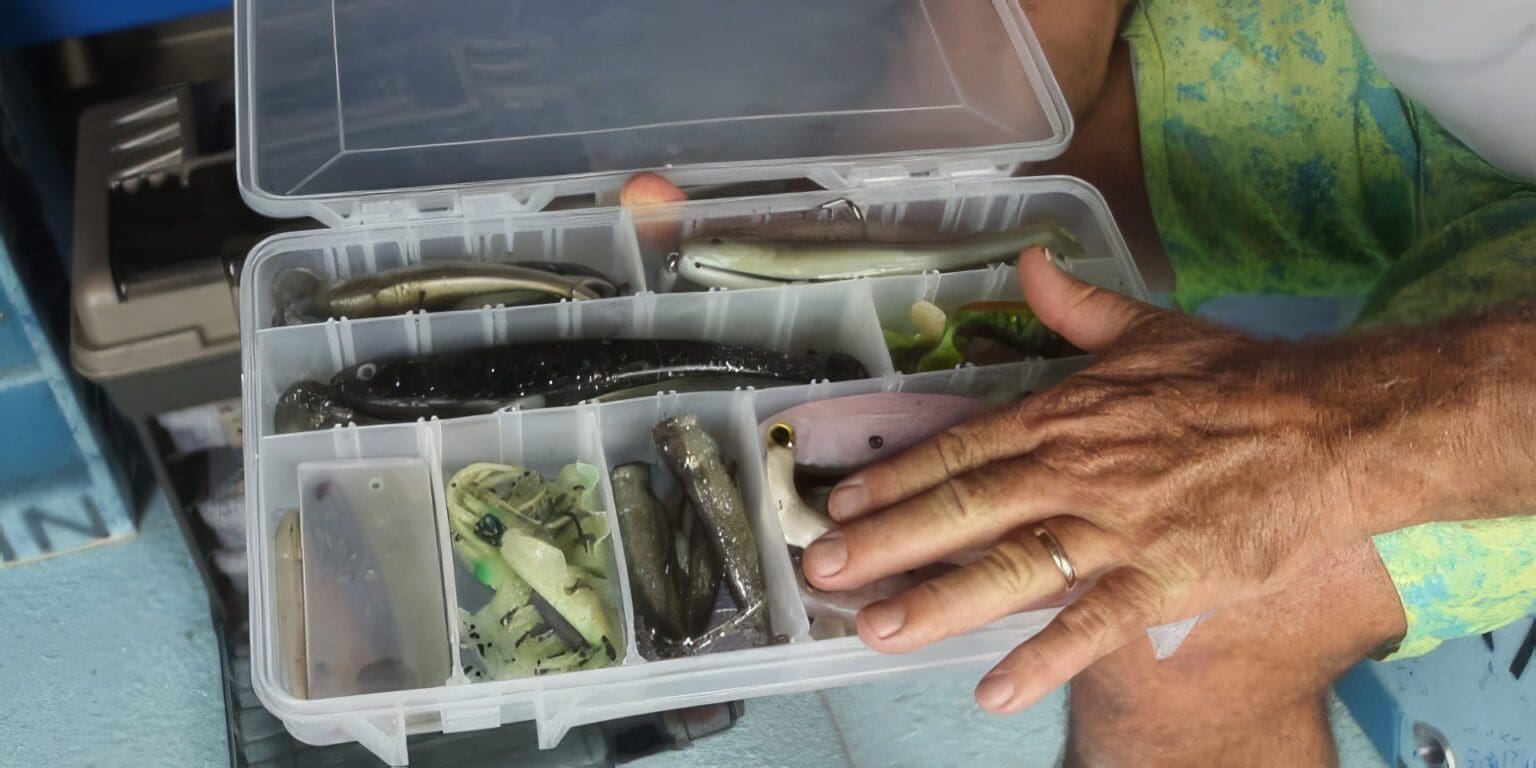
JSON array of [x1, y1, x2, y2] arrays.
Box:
[[1120, 307, 1186, 342], [1064, 282, 1106, 319], [931, 428, 982, 477], [995, 642, 1052, 686], [1032, 441, 1099, 483], [908, 578, 952, 616], [1029, 441, 1072, 474], [933, 473, 988, 527], [897, 579, 968, 645], [1061, 576, 1166, 652], [1059, 596, 1120, 647], [979, 539, 1041, 596], [1037, 380, 1113, 416]]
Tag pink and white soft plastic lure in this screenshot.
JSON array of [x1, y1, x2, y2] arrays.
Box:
[[760, 392, 987, 473]]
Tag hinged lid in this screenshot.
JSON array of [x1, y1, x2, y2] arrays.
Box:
[[236, 0, 1072, 227]]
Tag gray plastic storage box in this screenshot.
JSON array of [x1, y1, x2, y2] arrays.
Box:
[[236, 2, 1151, 764]]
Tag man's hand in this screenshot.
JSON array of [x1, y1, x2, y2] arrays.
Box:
[[802, 247, 1536, 714]]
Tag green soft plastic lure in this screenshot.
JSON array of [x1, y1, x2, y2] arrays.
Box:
[[446, 462, 621, 680], [887, 300, 1077, 374]]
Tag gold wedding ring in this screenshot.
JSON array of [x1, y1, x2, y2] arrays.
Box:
[[1032, 525, 1078, 590]]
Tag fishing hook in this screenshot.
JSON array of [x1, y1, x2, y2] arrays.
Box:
[[816, 197, 868, 237]]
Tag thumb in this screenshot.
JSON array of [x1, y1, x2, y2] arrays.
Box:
[[1018, 246, 1165, 353]]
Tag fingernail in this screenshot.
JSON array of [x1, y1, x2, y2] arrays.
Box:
[[827, 478, 867, 521], [803, 532, 848, 578], [1042, 247, 1064, 270], [862, 601, 905, 640], [975, 674, 1016, 711]]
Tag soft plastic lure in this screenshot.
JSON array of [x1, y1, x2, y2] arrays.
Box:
[[761, 392, 986, 473], [446, 462, 621, 680], [653, 415, 771, 646], [674, 222, 1083, 289], [888, 300, 1077, 374], [330, 339, 869, 421], [275, 261, 619, 324]]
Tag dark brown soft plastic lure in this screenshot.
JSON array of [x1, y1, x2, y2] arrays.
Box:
[[329, 339, 868, 421]]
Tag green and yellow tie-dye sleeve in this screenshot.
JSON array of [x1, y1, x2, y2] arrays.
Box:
[[1372, 519, 1536, 660]]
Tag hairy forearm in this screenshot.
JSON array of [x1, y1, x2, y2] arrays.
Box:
[[1326, 303, 1536, 533]]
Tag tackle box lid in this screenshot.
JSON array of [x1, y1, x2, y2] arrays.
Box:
[[235, 0, 1073, 227]]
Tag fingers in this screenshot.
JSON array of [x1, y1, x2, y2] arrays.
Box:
[[857, 517, 1118, 654], [826, 405, 1057, 523], [805, 456, 1077, 591], [1017, 245, 1167, 353], [620, 172, 688, 251], [975, 569, 1160, 714]]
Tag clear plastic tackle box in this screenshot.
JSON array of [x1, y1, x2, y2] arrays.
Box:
[[236, 1, 1156, 764]]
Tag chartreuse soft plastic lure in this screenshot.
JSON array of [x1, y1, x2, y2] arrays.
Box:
[[885, 300, 1077, 374], [447, 462, 621, 680]]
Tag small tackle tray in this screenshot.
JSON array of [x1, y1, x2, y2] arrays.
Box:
[[241, 176, 1149, 765], [236, 2, 1151, 764]]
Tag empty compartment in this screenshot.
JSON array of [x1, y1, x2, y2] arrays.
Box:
[[252, 279, 893, 435], [246, 211, 644, 331], [436, 407, 632, 682], [596, 390, 809, 659]]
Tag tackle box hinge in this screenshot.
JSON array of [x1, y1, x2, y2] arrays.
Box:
[[844, 160, 1013, 187], [338, 186, 561, 227]]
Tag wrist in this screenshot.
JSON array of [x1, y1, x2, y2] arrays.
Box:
[[1421, 309, 1536, 521], [1342, 541, 1410, 656], [1334, 306, 1536, 533]]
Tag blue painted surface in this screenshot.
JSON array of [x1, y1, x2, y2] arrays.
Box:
[[0, 491, 228, 768], [1335, 663, 1403, 765], [1341, 627, 1536, 768], [0, 0, 231, 48], [0, 235, 132, 564]]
